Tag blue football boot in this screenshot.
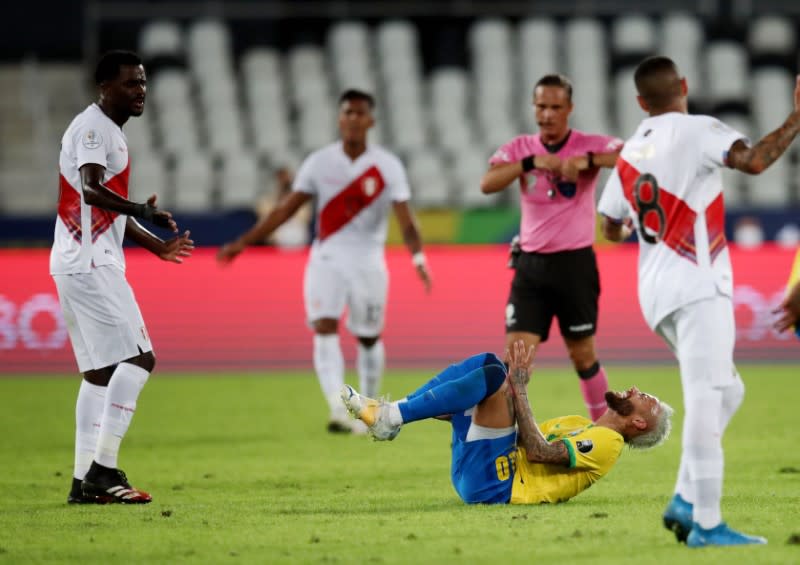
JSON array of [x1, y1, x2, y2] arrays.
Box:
[[687, 522, 767, 547], [662, 493, 693, 543]]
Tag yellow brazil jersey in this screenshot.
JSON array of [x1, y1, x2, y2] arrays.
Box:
[[788, 248, 800, 336], [510, 415, 624, 504]]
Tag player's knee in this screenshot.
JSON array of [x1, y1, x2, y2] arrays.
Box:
[[83, 366, 114, 386], [357, 336, 380, 348], [126, 351, 156, 373], [313, 318, 338, 334]]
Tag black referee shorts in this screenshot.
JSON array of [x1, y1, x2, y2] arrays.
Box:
[[505, 246, 600, 342]]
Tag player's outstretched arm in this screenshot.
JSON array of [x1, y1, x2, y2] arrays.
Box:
[[507, 340, 570, 466], [125, 218, 194, 263], [80, 164, 177, 232], [217, 191, 312, 264], [773, 280, 800, 333], [392, 200, 432, 293], [727, 75, 800, 175]]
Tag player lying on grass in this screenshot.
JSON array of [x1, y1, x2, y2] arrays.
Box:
[[342, 340, 673, 504]]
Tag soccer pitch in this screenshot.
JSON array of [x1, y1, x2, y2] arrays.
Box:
[[1, 365, 798, 564]]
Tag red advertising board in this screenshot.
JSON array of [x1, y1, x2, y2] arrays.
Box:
[[1, 245, 797, 373]]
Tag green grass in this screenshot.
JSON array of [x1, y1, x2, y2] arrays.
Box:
[[1, 366, 799, 564]]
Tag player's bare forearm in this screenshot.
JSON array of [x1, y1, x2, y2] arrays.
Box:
[[125, 217, 164, 254], [480, 163, 522, 194], [401, 223, 422, 254], [238, 191, 310, 247], [594, 151, 621, 169], [512, 390, 570, 465], [82, 180, 140, 216], [728, 112, 800, 174]]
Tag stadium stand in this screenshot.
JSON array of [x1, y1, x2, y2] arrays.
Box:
[[1, 4, 800, 242]]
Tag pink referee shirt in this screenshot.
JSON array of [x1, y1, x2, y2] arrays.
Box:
[[490, 130, 623, 253]]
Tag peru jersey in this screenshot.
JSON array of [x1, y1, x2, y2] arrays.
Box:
[[50, 104, 131, 275], [597, 113, 746, 329], [510, 416, 623, 504], [489, 130, 623, 253], [293, 142, 411, 261]]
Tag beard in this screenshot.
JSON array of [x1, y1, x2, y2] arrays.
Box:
[[605, 391, 634, 416]]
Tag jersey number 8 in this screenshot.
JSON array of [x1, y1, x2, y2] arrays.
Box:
[[633, 173, 666, 244]]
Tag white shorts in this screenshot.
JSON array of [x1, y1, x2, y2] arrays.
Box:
[[53, 265, 152, 372], [655, 293, 737, 389], [303, 254, 388, 336]]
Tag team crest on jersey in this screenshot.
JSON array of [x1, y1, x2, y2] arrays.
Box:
[[82, 129, 103, 150], [576, 440, 593, 453], [362, 177, 377, 197]]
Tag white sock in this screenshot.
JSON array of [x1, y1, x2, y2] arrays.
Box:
[[387, 402, 403, 426], [357, 340, 384, 399], [94, 363, 149, 469], [313, 334, 345, 416], [74, 380, 106, 480], [693, 475, 723, 529], [683, 387, 724, 529], [673, 455, 693, 504]]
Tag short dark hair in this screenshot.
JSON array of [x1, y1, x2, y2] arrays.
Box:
[[634, 56, 682, 111], [338, 89, 375, 109], [94, 50, 143, 85], [534, 74, 573, 102]]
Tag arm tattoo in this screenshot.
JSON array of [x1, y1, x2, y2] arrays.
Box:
[[732, 112, 800, 173], [512, 393, 570, 466]]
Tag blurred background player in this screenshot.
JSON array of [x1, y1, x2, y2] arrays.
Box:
[[599, 55, 800, 547], [342, 340, 672, 504], [479, 74, 623, 421], [217, 89, 432, 433], [255, 165, 312, 249], [52, 50, 194, 504], [774, 248, 800, 336]]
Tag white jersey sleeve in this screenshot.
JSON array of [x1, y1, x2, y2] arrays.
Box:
[[387, 154, 411, 202], [696, 117, 748, 170], [597, 169, 631, 223], [74, 123, 111, 170], [292, 152, 318, 195]]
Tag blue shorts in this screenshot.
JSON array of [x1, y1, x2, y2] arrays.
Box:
[[449, 411, 516, 504]]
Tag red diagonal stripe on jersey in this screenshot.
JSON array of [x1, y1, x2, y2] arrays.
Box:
[[617, 158, 698, 264], [318, 166, 386, 241], [705, 193, 727, 262], [58, 174, 82, 243], [91, 163, 130, 241], [58, 164, 130, 243]]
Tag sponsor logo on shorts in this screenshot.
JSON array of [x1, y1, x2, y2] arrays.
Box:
[[569, 323, 593, 332], [505, 304, 517, 327]]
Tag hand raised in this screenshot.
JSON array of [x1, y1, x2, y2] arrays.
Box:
[[560, 155, 589, 182], [505, 339, 535, 390], [159, 230, 194, 263], [536, 154, 562, 172], [143, 194, 178, 232]]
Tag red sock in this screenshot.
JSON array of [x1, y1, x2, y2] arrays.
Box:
[[579, 365, 608, 421]]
